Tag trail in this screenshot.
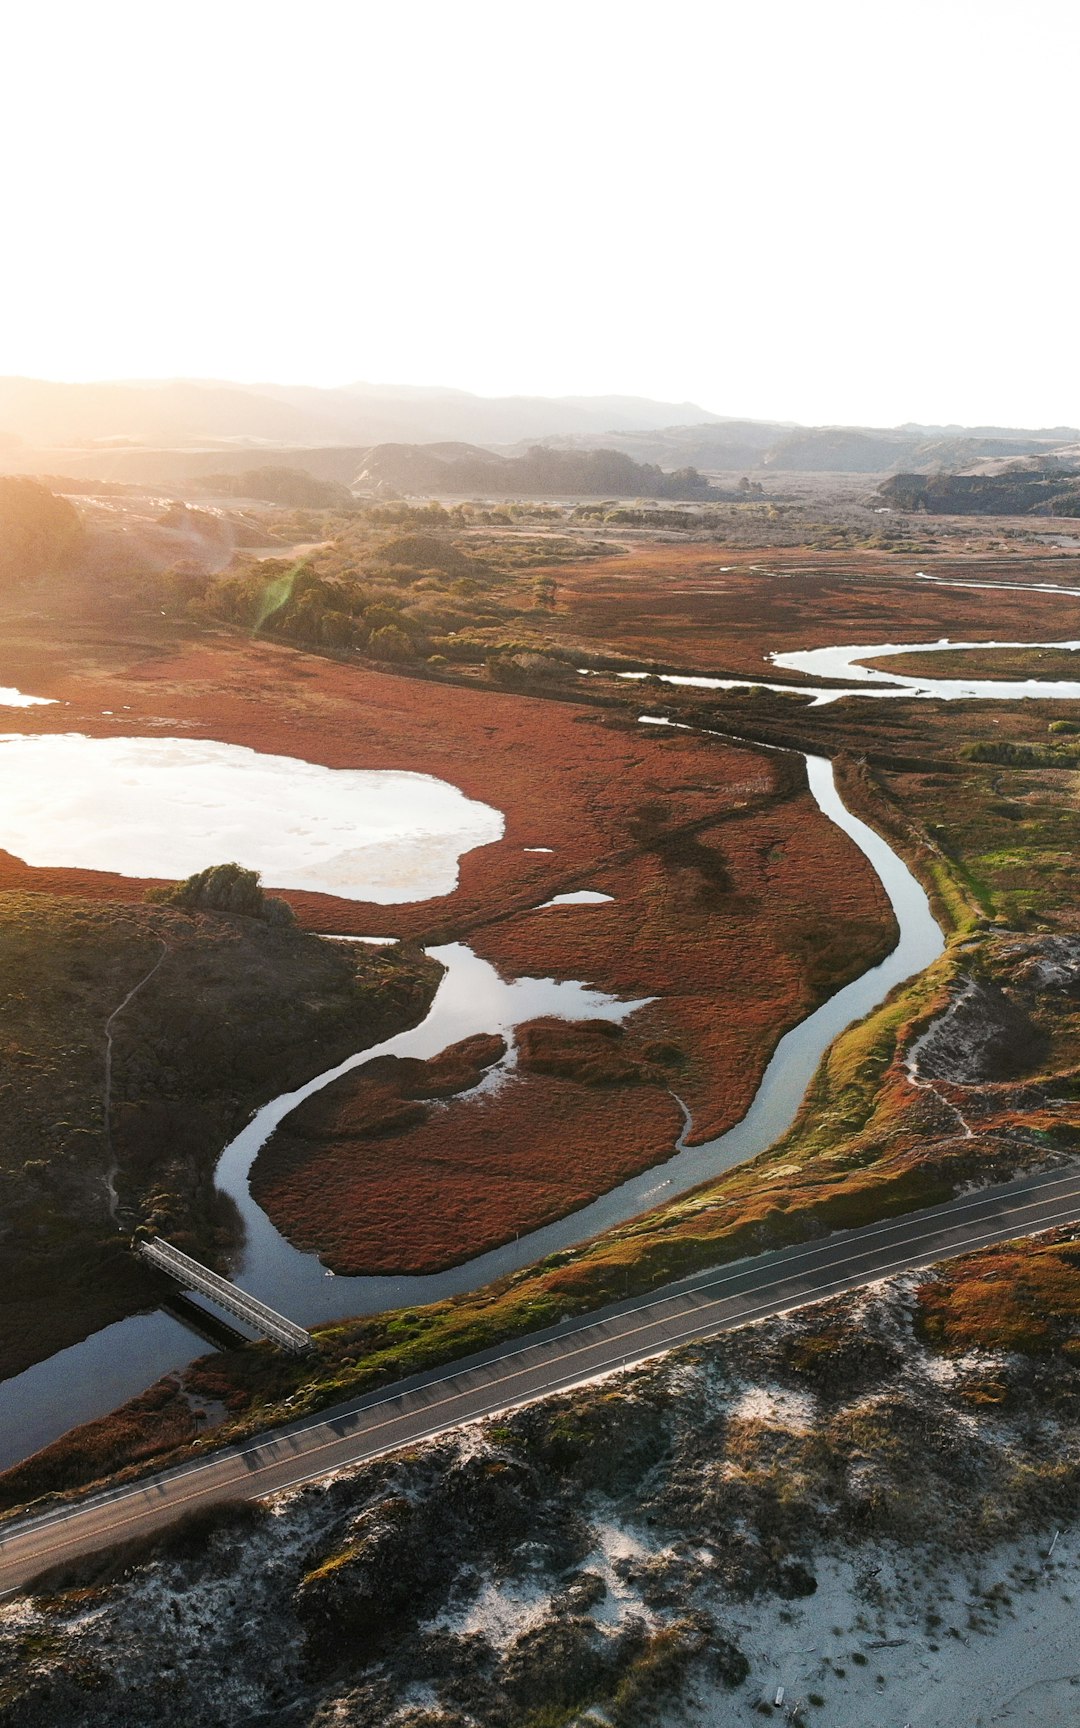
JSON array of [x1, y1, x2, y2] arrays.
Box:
[[903, 980, 978, 1140], [101, 938, 168, 1221]]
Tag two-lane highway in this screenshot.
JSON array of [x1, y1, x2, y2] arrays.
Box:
[[4, 1164, 1080, 1597]]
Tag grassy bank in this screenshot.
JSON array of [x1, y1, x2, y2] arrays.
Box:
[[863, 645, 1080, 683]]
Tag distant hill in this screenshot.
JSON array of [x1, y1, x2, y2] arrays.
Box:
[[351, 442, 720, 499], [880, 467, 1080, 516], [528, 420, 789, 472], [535, 423, 1080, 476], [15, 442, 728, 500], [897, 422, 1080, 441], [1, 375, 1075, 486], [0, 377, 720, 455], [761, 428, 924, 472]]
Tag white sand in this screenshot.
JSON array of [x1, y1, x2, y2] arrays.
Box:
[[701, 1539, 1080, 1728]]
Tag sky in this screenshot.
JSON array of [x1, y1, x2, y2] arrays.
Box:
[[2, 0, 1077, 428]]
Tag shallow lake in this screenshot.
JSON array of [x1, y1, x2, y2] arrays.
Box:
[[0, 733, 503, 901]]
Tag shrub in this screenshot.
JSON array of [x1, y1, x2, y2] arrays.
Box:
[[147, 862, 294, 924], [368, 623, 416, 662]]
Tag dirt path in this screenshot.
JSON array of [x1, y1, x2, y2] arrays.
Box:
[[101, 938, 168, 1218]]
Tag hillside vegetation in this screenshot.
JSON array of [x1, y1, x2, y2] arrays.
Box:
[[0, 479, 82, 586], [192, 467, 356, 509], [0, 893, 440, 1379], [177, 521, 594, 670], [881, 466, 1080, 516]]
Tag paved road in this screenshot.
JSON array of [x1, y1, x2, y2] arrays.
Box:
[[4, 1165, 1080, 1597]]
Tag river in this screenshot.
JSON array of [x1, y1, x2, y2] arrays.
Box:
[[4, 616, 1080, 1469]]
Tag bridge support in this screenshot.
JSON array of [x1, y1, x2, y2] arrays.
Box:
[[136, 1236, 314, 1354]]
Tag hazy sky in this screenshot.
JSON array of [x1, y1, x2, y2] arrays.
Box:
[[3, 0, 1076, 426]]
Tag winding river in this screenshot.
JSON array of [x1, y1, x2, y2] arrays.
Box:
[[3, 613, 1080, 1470]]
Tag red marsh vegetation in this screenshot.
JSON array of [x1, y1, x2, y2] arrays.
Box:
[[250, 1021, 686, 1273], [544, 545, 1080, 680], [917, 1233, 1080, 1360], [252, 741, 896, 1270], [0, 627, 897, 1273]]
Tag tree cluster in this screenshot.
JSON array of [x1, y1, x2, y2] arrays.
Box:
[[881, 469, 1080, 516], [147, 861, 295, 924], [355, 441, 720, 500], [0, 477, 83, 585]]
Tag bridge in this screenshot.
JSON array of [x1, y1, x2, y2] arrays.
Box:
[[135, 1236, 314, 1355]]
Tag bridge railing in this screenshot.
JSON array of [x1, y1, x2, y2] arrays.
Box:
[[136, 1237, 313, 1355]]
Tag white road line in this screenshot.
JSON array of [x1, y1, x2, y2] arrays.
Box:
[[10, 1175, 1080, 1540], [5, 1186, 1080, 1580], [17, 1167, 1080, 1540]]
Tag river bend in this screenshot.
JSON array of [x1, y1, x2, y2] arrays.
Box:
[[6, 610, 1080, 1468]]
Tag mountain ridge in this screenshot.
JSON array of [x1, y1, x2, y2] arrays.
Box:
[[0, 377, 722, 454], [1, 376, 1076, 484]]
